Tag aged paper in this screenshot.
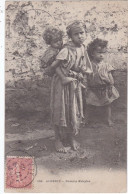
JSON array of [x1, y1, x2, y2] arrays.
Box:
[[4, 0, 127, 193]]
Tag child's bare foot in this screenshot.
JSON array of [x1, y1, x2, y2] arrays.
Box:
[[108, 120, 114, 127], [55, 140, 70, 153], [70, 138, 80, 151], [62, 77, 76, 85]]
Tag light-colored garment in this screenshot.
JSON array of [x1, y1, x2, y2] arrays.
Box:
[[86, 61, 119, 106], [50, 41, 93, 132], [57, 43, 93, 75], [98, 61, 115, 84]]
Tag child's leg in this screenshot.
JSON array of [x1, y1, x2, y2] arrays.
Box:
[[83, 104, 89, 125], [54, 126, 66, 153], [69, 134, 80, 151], [60, 127, 70, 146], [54, 126, 70, 153], [67, 128, 80, 150], [83, 89, 89, 125], [106, 104, 114, 127]]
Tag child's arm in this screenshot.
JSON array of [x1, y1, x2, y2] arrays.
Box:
[[51, 59, 61, 69], [56, 67, 76, 85], [45, 59, 61, 77], [55, 66, 65, 80]]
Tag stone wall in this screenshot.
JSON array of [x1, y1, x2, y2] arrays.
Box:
[[5, 1, 127, 114]]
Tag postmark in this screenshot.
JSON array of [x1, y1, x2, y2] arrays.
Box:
[[5, 150, 36, 189]]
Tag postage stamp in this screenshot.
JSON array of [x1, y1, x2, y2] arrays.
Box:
[[6, 156, 34, 189]]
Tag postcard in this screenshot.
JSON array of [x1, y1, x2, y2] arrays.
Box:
[[3, 0, 127, 193]]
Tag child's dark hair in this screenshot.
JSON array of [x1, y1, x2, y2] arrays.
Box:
[[87, 38, 108, 61], [43, 27, 63, 45]]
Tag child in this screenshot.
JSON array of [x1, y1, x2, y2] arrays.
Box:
[[41, 27, 70, 153], [40, 27, 63, 76], [50, 20, 93, 152], [86, 38, 119, 126]]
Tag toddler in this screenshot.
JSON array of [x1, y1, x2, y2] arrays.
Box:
[[40, 27, 63, 76], [86, 38, 119, 126]]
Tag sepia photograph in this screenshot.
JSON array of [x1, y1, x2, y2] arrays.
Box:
[[4, 1, 127, 193]]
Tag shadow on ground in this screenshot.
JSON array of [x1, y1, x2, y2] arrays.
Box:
[[5, 70, 127, 172], [5, 105, 127, 173]]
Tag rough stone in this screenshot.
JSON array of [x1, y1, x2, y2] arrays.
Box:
[[5, 1, 127, 113]]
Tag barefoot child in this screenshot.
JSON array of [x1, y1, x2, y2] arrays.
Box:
[[50, 21, 92, 152], [86, 38, 119, 126], [41, 27, 69, 153]]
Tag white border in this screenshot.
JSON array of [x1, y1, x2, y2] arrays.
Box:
[[0, 0, 127, 194], [0, 0, 5, 194]]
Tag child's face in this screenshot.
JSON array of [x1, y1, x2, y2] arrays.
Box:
[[93, 47, 107, 63], [51, 39, 63, 49], [70, 27, 85, 46]]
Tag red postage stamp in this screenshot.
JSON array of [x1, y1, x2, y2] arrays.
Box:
[[6, 156, 34, 189]]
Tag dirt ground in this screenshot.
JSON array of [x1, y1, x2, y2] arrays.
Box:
[[5, 71, 127, 175], [5, 102, 127, 173]]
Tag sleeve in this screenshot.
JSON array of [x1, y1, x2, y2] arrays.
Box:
[[40, 48, 58, 68], [98, 62, 115, 84], [56, 48, 69, 61]]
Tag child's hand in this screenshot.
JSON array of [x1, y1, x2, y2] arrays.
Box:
[[77, 73, 84, 80], [62, 77, 77, 85]]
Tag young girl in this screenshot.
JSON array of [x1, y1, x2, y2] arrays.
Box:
[[86, 38, 119, 126], [50, 20, 93, 152]]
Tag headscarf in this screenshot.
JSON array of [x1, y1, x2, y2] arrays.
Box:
[[66, 20, 86, 37]]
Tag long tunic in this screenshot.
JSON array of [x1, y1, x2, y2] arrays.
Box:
[[50, 41, 92, 132], [86, 61, 119, 106]]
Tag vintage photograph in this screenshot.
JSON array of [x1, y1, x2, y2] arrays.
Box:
[[5, 1, 127, 192]]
